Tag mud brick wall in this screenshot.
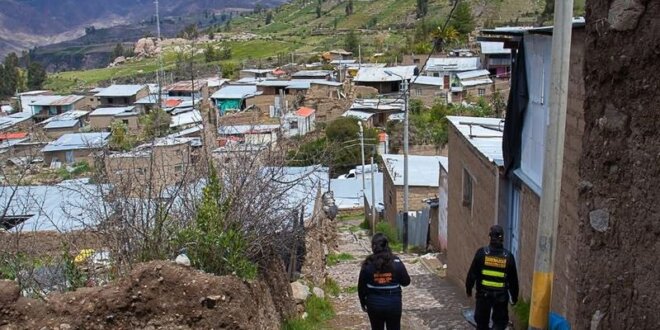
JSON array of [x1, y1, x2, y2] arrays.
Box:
[[577, 1, 660, 328], [446, 124, 500, 288]]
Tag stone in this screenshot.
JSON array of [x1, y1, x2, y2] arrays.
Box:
[[59, 324, 72, 330], [133, 37, 160, 58], [312, 287, 325, 299], [589, 209, 610, 232], [290, 281, 310, 302], [590, 310, 605, 330], [608, 0, 646, 31], [302, 312, 308, 319], [175, 254, 191, 267]]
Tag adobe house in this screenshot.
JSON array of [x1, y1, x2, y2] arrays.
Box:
[[165, 80, 209, 100], [41, 110, 89, 139], [449, 69, 494, 103], [41, 132, 110, 166], [96, 85, 149, 107], [211, 85, 261, 116], [105, 137, 201, 197], [89, 106, 140, 133], [410, 76, 444, 107], [447, 22, 585, 324], [27, 95, 92, 121], [353, 66, 416, 94], [381, 154, 446, 231]]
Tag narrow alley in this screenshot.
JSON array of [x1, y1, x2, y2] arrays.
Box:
[[327, 217, 472, 329]]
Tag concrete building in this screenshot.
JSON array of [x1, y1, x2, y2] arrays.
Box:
[[41, 132, 110, 166], [381, 154, 446, 230], [96, 85, 149, 107], [89, 106, 140, 133]]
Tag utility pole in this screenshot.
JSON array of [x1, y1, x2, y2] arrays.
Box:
[[358, 121, 366, 194], [371, 156, 376, 236], [155, 0, 163, 107], [528, 0, 574, 329]]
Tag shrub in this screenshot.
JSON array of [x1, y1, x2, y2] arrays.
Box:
[[323, 277, 341, 297], [512, 298, 531, 329], [326, 252, 354, 266], [375, 221, 399, 245]]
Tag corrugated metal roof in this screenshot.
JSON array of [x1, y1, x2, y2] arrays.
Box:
[[50, 95, 84, 106], [342, 110, 375, 120], [411, 76, 443, 87], [296, 107, 315, 117], [40, 110, 88, 125], [211, 85, 260, 99], [446, 116, 504, 166], [354, 65, 417, 82], [41, 132, 110, 152], [218, 124, 280, 135], [44, 119, 80, 129], [96, 84, 146, 97], [167, 124, 203, 138], [310, 80, 343, 87], [89, 106, 135, 116], [257, 80, 291, 87], [165, 80, 206, 92], [330, 59, 357, 65], [424, 57, 480, 72], [170, 110, 202, 128], [0, 112, 33, 130], [382, 154, 447, 187], [480, 41, 511, 55], [460, 78, 493, 87], [291, 70, 332, 78], [456, 69, 491, 80]]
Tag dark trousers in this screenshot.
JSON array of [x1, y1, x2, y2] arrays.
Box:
[[474, 291, 509, 330], [367, 309, 401, 330], [366, 292, 402, 330]]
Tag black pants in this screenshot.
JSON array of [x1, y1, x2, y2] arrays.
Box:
[[367, 309, 401, 330], [366, 292, 402, 330], [474, 291, 509, 330]]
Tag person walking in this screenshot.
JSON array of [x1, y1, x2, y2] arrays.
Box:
[[358, 233, 411, 330], [466, 225, 519, 330]]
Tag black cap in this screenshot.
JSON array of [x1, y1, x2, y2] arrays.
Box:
[[489, 225, 504, 238]]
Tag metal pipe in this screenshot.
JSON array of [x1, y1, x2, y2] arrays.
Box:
[[371, 156, 376, 236], [402, 78, 409, 252], [528, 1, 574, 328]]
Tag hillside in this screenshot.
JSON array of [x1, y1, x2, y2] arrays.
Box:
[[0, 0, 287, 59], [44, 0, 586, 92]]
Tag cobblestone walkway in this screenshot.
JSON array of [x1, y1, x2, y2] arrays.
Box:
[[327, 219, 472, 330]]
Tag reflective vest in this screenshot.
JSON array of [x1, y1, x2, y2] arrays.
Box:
[[481, 246, 508, 291]]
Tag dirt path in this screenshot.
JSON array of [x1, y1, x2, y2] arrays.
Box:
[[327, 218, 472, 329]]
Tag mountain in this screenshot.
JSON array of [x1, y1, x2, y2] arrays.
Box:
[[0, 0, 286, 58]]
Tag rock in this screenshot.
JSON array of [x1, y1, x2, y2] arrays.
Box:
[[589, 209, 610, 232], [302, 312, 308, 319], [608, 0, 645, 31], [175, 254, 191, 267], [312, 287, 325, 299], [590, 310, 605, 330], [290, 281, 310, 302], [59, 324, 72, 330], [200, 295, 225, 309], [0, 279, 20, 308], [134, 38, 159, 58]]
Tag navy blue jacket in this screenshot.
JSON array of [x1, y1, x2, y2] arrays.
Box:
[[358, 256, 411, 310]]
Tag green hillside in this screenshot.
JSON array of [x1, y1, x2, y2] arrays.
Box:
[[45, 0, 584, 92]]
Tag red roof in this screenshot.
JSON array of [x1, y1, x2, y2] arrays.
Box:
[[165, 98, 183, 108], [272, 68, 286, 76], [295, 107, 315, 117], [0, 132, 28, 140]]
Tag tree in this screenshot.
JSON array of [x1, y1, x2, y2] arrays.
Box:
[[416, 0, 429, 18], [344, 29, 360, 54], [265, 11, 273, 25], [450, 1, 475, 39], [1, 53, 19, 97], [140, 108, 171, 140], [316, 5, 321, 18], [204, 44, 217, 62], [109, 120, 135, 151], [27, 62, 46, 90], [345, 0, 353, 16], [112, 43, 125, 59]]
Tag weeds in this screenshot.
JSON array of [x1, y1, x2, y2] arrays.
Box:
[[512, 298, 531, 329], [344, 285, 358, 294], [323, 277, 341, 297], [326, 252, 354, 266], [281, 295, 335, 330]]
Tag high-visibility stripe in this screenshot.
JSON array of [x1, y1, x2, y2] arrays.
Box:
[[482, 269, 505, 277], [367, 284, 400, 289], [481, 280, 504, 288]]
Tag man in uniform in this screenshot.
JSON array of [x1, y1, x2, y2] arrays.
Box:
[[466, 225, 519, 330]]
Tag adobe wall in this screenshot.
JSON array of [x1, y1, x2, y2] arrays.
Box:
[[577, 1, 660, 328]]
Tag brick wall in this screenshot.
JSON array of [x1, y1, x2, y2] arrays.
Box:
[[446, 124, 500, 287], [382, 166, 437, 229]]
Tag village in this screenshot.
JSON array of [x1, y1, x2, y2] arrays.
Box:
[[0, 0, 657, 328]]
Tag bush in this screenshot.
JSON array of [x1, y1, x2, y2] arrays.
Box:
[[512, 298, 531, 329], [375, 221, 399, 245], [326, 252, 354, 266], [323, 277, 341, 297]]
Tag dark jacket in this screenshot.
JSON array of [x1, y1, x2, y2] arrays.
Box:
[[466, 245, 519, 303], [358, 256, 411, 310]]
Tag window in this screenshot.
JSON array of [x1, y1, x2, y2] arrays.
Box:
[[290, 120, 299, 129], [413, 58, 420, 64], [123, 97, 129, 104], [478, 88, 486, 96], [90, 98, 95, 102], [122, 119, 129, 126], [415, 89, 423, 96], [108, 98, 113, 104], [462, 168, 473, 209]]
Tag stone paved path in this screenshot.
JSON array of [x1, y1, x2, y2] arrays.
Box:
[[327, 218, 472, 330]]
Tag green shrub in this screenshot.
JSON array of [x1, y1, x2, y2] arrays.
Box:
[[323, 277, 341, 297], [326, 252, 354, 266], [344, 285, 358, 294], [512, 298, 531, 329], [375, 222, 399, 245]]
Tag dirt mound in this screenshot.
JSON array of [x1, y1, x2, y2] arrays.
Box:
[[0, 260, 294, 329]]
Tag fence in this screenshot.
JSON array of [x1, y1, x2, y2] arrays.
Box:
[[396, 208, 430, 248]]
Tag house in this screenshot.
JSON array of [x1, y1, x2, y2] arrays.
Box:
[[447, 23, 586, 324], [324, 49, 353, 62], [41, 132, 111, 166], [105, 137, 201, 197], [450, 69, 494, 103], [423, 57, 481, 87], [26, 95, 92, 121], [96, 84, 149, 107], [291, 70, 332, 80], [165, 80, 209, 100], [353, 65, 417, 94], [410, 76, 445, 107], [89, 106, 140, 133], [204, 77, 230, 95], [211, 85, 262, 116], [41, 110, 89, 139], [0, 132, 29, 155], [479, 41, 512, 78], [0, 112, 33, 132], [343, 98, 405, 128], [381, 154, 446, 230], [239, 69, 275, 79], [218, 124, 280, 147], [284, 107, 316, 137]]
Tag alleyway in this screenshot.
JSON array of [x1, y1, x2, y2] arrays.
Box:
[[327, 217, 472, 329]]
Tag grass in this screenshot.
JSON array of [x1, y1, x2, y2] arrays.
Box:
[[337, 211, 365, 222], [323, 277, 341, 297], [512, 298, 531, 329], [326, 252, 354, 266], [343, 285, 358, 294], [281, 295, 335, 330]]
